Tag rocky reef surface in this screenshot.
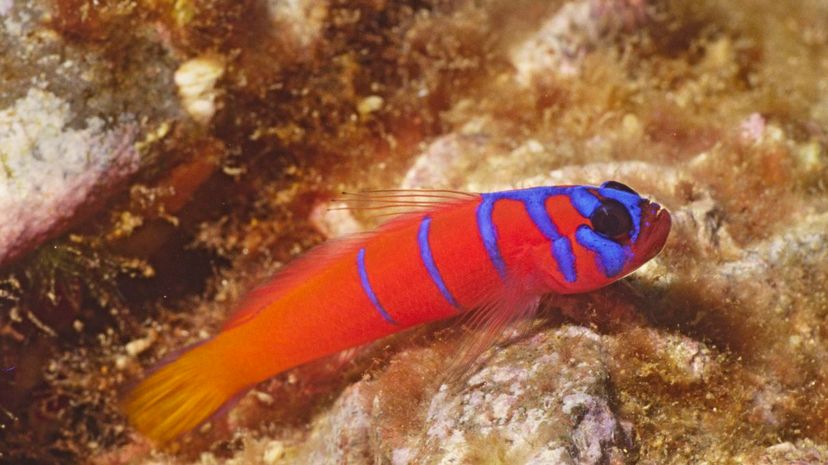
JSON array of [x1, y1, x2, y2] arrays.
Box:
[[1, 1, 827, 464]]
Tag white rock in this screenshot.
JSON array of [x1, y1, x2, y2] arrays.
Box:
[[175, 55, 226, 125], [262, 440, 285, 464], [0, 89, 139, 266]]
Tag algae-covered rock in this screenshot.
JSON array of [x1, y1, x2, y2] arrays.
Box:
[[753, 441, 828, 465], [0, 89, 139, 267], [0, 1, 180, 267], [389, 327, 630, 465]]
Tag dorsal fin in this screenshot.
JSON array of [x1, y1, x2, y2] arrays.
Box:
[[331, 189, 478, 223], [222, 189, 479, 331]]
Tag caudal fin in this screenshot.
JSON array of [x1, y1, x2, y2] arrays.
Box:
[[122, 340, 242, 444]]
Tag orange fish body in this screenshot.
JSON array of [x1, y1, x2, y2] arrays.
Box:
[[124, 182, 671, 443]]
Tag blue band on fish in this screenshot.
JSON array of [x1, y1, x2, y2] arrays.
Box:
[[552, 237, 577, 282], [574, 225, 630, 277], [476, 194, 507, 278], [417, 216, 461, 309], [357, 248, 398, 325], [569, 187, 602, 217], [516, 189, 578, 283], [478, 187, 578, 282]]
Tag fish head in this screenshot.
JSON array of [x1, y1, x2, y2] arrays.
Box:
[[538, 181, 671, 294]]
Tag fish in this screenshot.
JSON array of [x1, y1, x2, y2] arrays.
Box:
[[123, 181, 671, 444]]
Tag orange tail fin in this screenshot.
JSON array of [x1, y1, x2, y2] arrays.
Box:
[[122, 338, 246, 444]]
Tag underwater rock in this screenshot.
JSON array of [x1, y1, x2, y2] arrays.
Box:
[[605, 328, 718, 389], [400, 131, 496, 190], [512, 0, 647, 83], [0, 1, 181, 268], [175, 55, 226, 126], [0, 89, 140, 267], [266, 0, 328, 52], [754, 441, 828, 465], [401, 326, 631, 465], [293, 383, 374, 464]]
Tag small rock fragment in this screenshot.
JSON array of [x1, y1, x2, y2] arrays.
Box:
[[267, 0, 328, 51], [262, 440, 285, 464], [175, 54, 226, 125], [254, 390, 275, 406], [356, 95, 384, 116], [125, 331, 157, 357]]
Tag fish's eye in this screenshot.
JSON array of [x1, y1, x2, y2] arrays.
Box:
[[590, 199, 633, 239], [601, 181, 638, 195]]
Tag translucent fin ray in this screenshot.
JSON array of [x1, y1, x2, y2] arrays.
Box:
[[442, 279, 544, 388], [334, 189, 477, 215]]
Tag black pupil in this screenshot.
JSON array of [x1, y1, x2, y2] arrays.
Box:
[[590, 199, 633, 238], [602, 181, 637, 195]]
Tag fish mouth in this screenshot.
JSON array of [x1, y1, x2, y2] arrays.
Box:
[[634, 202, 672, 263]]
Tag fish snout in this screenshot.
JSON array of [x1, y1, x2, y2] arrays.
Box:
[[635, 201, 671, 262]]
